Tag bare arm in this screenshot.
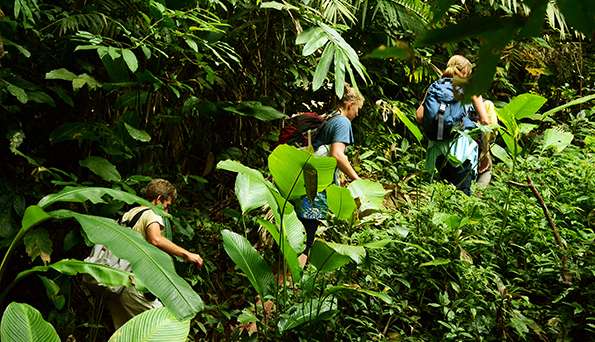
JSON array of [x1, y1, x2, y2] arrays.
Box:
[[416, 105, 424, 124], [330, 142, 359, 181], [471, 95, 489, 125], [146, 223, 203, 268]]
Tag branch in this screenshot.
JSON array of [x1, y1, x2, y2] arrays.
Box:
[[526, 176, 572, 285]]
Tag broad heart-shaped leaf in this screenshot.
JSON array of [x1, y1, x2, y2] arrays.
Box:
[[217, 160, 276, 214], [37, 187, 159, 215], [268, 145, 336, 200], [542, 128, 574, 153], [347, 179, 386, 212], [50, 210, 203, 320], [221, 230, 274, 297], [277, 297, 337, 333], [14, 259, 132, 288], [23, 228, 52, 264], [1, 302, 60, 342], [124, 123, 151, 142], [109, 307, 189, 342], [308, 240, 351, 273], [326, 185, 356, 221], [217, 160, 306, 253], [80, 156, 122, 182], [258, 219, 301, 281], [501, 93, 547, 120]]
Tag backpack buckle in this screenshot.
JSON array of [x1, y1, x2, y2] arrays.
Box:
[[438, 103, 447, 113]]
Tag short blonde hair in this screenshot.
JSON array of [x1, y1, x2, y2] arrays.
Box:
[[339, 84, 365, 109], [443, 55, 473, 78], [145, 179, 177, 202]]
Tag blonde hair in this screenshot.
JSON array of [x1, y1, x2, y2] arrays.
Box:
[[339, 84, 364, 109], [442, 55, 473, 79], [145, 178, 177, 202]]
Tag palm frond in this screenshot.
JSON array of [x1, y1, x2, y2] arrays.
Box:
[[372, 0, 431, 34], [54, 13, 108, 36], [318, 0, 357, 24]]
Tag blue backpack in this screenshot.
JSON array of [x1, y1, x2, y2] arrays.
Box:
[[422, 77, 475, 141]]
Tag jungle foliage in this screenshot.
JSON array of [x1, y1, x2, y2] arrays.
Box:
[[0, 0, 594, 340]]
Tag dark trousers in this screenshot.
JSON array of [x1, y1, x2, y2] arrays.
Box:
[[436, 156, 474, 195], [300, 218, 320, 254]]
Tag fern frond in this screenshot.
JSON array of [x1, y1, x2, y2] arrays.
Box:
[[54, 12, 108, 36]]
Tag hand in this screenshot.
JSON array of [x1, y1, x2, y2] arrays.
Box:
[[184, 252, 204, 268]]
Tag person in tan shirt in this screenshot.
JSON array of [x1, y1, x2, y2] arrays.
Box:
[[107, 178, 203, 328]]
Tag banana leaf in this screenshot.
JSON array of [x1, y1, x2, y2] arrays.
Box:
[[51, 210, 203, 320], [0, 302, 60, 342], [109, 307, 189, 342]]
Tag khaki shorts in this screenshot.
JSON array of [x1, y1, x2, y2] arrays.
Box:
[[107, 286, 162, 329]]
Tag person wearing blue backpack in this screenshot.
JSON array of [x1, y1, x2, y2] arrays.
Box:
[[415, 55, 490, 194], [295, 84, 364, 265]]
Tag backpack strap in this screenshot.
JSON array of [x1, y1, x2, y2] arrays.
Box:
[[121, 208, 151, 228], [437, 103, 447, 141]]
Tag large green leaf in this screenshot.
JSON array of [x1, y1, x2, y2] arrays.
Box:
[[37, 275, 65, 310], [347, 179, 386, 212], [392, 106, 422, 143], [109, 307, 189, 342], [326, 185, 356, 221], [217, 160, 305, 253], [45, 68, 77, 81], [491, 144, 513, 169], [312, 44, 335, 91], [1, 302, 60, 342], [217, 160, 276, 214], [37, 187, 156, 212], [223, 102, 287, 121], [51, 210, 203, 320], [308, 240, 351, 273], [334, 48, 346, 98], [542, 128, 574, 153], [277, 297, 337, 333], [0, 206, 51, 283], [80, 156, 122, 182], [302, 28, 329, 56], [539, 93, 595, 119], [501, 93, 547, 120], [268, 145, 336, 200], [121, 49, 138, 73], [221, 230, 274, 297], [257, 219, 301, 281], [325, 285, 393, 304], [124, 123, 151, 142], [14, 259, 132, 288]]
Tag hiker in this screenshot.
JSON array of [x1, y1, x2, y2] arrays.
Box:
[[415, 55, 490, 195], [296, 84, 364, 259], [106, 178, 203, 329]]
